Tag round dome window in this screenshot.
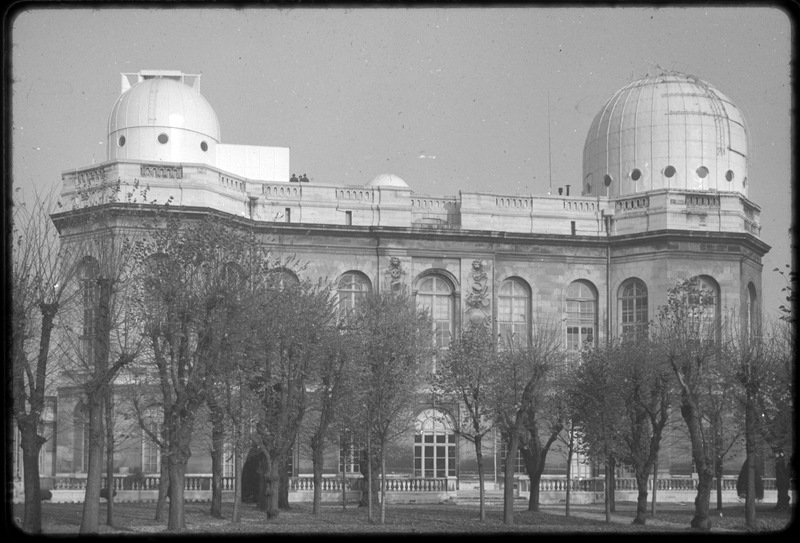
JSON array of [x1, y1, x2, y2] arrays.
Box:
[[158, 133, 169, 144], [118, 135, 126, 147], [725, 170, 735, 182], [664, 165, 676, 178], [630, 168, 642, 181], [200, 141, 208, 152], [696, 166, 709, 178], [603, 174, 613, 187]]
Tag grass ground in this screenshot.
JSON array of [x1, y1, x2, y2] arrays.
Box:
[[10, 500, 794, 535]]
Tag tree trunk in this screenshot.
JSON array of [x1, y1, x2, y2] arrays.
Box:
[[20, 426, 45, 534], [79, 394, 105, 534], [232, 441, 244, 524], [167, 456, 188, 531], [263, 454, 281, 519], [773, 450, 791, 512], [154, 449, 168, 521], [565, 443, 572, 518], [104, 387, 115, 526], [651, 454, 658, 516], [380, 449, 387, 525], [311, 435, 324, 515], [744, 388, 757, 530], [715, 456, 724, 510], [681, 400, 713, 530], [608, 455, 616, 513], [474, 435, 486, 522], [209, 403, 225, 519], [279, 466, 290, 510], [358, 443, 379, 514], [633, 471, 649, 525], [503, 432, 520, 525], [603, 460, 611, 524]]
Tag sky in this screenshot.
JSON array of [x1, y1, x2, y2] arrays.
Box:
[[10, 5, 793, 318]]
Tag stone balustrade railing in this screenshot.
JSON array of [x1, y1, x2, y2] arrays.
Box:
[[43, 474, 788, 496]]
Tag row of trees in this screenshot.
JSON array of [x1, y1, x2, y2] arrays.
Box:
[[12, 187, 793, 533], [12, 189, 439, 533], [435, 277, 794, 530]]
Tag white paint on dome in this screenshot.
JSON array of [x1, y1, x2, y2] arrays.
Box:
[[582, 72, 749, 198], [365, 173, 409, 188]]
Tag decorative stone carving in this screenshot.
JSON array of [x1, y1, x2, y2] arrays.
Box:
[[384, 256, 406, 291], [465, 259, 490, 324]]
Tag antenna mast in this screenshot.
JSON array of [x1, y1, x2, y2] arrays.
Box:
[[547, 92, 553, 195]]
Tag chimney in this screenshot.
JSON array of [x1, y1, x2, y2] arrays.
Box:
[[558, 187, 563, 195], [565, 184, 571, 196]]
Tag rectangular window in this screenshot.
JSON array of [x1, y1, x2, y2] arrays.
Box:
[[223, 442, 235, 478], [414, 433, 455, 477], [345, 211, 352, 225], [500, 442, 526, 475], [284, 208, 291, 223]]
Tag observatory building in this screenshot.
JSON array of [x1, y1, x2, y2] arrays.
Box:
[[19, 69, 770, 502]]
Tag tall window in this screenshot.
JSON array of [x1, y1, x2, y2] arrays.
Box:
[[141, 408, 161, 474], [337, 272, 370, 319], [566, 280, 597, 351], [689, 276, 719, 338], [500, 440, 526, 475], [339, 432, 361, 474], [417, 276, 454, 349], [619, 279, 648, 338], [498, 278, 530, 348], [414, 409, 456, 478], [223, 442, 235, 478], [74, 402, 89, 473], [78, 258, 100, 366], [747, 282, 758, 340]]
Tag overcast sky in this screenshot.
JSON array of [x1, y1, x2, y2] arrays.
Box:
[[11, 5, 792, 317]]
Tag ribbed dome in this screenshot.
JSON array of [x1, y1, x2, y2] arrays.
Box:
[[107, 75, 220, 164], [582, 72, 748, 198], [365, 173, 409, 188]]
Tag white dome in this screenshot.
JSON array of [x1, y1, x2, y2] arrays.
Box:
[[107, 75, 220, 164], [365, 173, 409, 188], [582, 72, 749, 197]]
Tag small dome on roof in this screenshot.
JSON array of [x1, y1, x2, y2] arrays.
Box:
[[107, 73, 220, 164], [365, 173, 409, 188]]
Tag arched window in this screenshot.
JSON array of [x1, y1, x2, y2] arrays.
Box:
[[73, 401, 89, 473], [417, 275, 454, 349], [689, 276, 719, 339], [337, 272, 371, 318], [619, 279, 648, 338], [498, 278, 530, 348], [77, 257, 100, 366], [414, 409, 456, 478], [269, 267, 299, 290], [141, 407, 162, 474], [567, 280, 597, 350]]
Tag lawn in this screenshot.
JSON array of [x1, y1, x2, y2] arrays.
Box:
[[11, 500, 794, 534]]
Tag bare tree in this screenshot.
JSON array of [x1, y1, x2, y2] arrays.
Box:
[[133, 214, 255, 531], [489, 319, 565, 525], [11, 188, 76, 534], [656, 277, 722, 531], [433, 321, 496, 521], [349, 288, 434, 524], [250, 279, 336, 519]]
